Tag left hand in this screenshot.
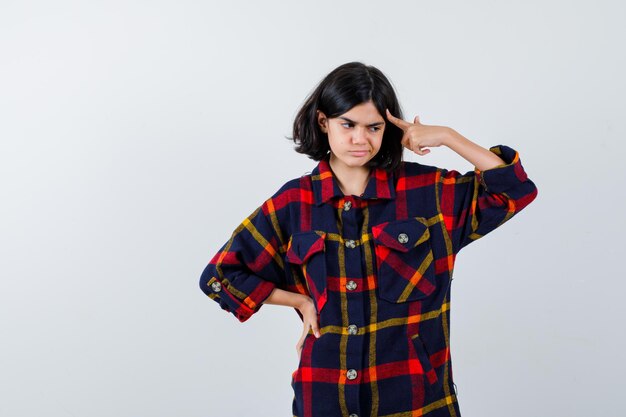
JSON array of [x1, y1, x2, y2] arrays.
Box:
[[295, 296, 320, 361], [385, 109, 450, 156]]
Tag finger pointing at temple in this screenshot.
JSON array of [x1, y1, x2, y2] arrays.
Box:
[[385, 109, 412, 131]]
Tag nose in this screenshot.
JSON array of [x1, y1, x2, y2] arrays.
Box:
[[352, 127, 368, 144]]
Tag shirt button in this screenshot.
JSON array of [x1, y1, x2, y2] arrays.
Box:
[[346, 369, 358, 380], [343, 201, 352, 211], [346, 280, 357, 291], [347, 324, 358, 335], [397, 233, 409, 244], [211, 281, 222, 292], [349, 414, 359, 417], [345, 239, 356, 248]]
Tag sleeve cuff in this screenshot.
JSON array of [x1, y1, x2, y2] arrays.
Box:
[[205, 275, 277, 323], [474, 145, 529, 194]]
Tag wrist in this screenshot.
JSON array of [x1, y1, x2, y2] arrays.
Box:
[[441, 127, 459, 148], [294, 294, 313, 310]]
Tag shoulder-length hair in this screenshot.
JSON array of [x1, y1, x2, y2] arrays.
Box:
[[288, 61, 405, 173]]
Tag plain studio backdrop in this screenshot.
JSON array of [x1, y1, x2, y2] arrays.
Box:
[[1, 1, 624, 416]]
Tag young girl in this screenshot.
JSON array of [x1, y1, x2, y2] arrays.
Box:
[[200, 62, 538, 417]]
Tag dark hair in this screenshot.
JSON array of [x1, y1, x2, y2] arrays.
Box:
[[287, 61, 405, 172]]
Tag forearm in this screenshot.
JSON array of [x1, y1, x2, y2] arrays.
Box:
[[263, 287, 309, 309], [443, 128, 506, 171]]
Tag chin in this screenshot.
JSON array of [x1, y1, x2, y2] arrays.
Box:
[[344, 158, 371, 167]]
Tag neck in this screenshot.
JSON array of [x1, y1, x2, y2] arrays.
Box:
[[328, 153, 371, 196]]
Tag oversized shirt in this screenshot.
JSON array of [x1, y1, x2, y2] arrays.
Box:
[[199, 144, 538, 417]]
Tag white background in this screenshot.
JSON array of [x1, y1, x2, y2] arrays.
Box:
[[1, 1, 624, 416]]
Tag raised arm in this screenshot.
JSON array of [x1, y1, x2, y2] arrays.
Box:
[[385, 109, 539, 253]]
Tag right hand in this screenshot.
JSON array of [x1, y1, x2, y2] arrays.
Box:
[[295, 296, 321, 360], [385, 108, 450, 156]]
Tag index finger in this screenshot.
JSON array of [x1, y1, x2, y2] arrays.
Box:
[[385, 108, 411, 131]]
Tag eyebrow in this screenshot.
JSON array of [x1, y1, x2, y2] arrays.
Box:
[[338, 116, 385, 127]]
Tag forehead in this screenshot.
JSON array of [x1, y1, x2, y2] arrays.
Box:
[[338, 101, 384, 123]]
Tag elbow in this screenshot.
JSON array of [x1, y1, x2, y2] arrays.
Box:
[[517, 178, 538, 211]]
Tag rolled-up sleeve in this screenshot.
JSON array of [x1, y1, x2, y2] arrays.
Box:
[[438, 144, 538, 254], [199, 201, 285, 323]]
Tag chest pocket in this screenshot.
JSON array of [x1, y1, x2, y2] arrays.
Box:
[[285, 230, 328, 314], [372, 217, 436, 303]]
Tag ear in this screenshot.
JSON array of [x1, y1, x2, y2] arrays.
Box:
[[317, 110, 328, 133]]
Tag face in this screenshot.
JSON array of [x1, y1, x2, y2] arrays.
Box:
[[317, 100, 385, 170]]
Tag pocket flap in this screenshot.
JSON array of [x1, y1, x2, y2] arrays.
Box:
[[372, 217, 430, 253], [286, 231, 326, 265]]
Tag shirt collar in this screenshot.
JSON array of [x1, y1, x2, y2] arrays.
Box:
[[310, 153, 396, 206]]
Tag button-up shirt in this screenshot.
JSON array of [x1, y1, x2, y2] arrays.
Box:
[[200, 144, 538, 417]]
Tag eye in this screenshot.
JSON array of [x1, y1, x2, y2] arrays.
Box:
[[340, 122, 382, 132]]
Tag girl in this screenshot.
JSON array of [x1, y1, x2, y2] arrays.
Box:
[[200, 62, 538, 417]]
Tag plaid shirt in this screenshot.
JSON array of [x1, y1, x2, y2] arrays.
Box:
[[200, 144, 538, 417]]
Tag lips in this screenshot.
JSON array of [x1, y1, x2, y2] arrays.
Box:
[[349, 150, 369, 156]]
